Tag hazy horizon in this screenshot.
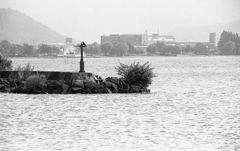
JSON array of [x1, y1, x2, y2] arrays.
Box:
[[1, 0, 240, 43]]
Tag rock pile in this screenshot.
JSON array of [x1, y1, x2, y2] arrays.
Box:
[[0, 71, 150, 94]]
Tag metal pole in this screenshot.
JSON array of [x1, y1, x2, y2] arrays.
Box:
[[80, 46, 85, 72]]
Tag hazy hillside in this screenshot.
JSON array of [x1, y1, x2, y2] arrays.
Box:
[[164, 20, 240, 42], [0, 8, 78, 44]]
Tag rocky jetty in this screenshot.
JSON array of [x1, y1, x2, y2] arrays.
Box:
[[0, 71, 150, 94]]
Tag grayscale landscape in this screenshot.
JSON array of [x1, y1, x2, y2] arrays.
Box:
[[0, 0, 240, 151]]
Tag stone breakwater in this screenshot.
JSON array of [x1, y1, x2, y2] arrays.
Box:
[[0, 71, 150, 94]]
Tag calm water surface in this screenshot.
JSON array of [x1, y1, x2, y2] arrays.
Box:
[[1, 56, 239, 150]]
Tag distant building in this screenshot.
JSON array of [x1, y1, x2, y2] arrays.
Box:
[[101, 32, 216, 53], [209, 33, 217, 46], [101, 34, 148, 46], [52, 38, 82, 56], [150, 34, 175, 44]]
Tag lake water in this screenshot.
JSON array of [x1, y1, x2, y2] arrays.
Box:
[[1, 56, 240, 151]]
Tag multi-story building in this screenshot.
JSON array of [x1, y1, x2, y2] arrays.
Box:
[[101, 32, 217, 53], [209, 33, 217, 46], [150, 34, 175, 44], [101, 34, 148, 46]]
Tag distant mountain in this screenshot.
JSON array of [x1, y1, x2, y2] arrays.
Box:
[[164, 20, 240, 42], [0, 8, 78, 45]]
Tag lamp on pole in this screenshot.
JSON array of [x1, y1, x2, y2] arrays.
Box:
[[76, 42, 87, 72]]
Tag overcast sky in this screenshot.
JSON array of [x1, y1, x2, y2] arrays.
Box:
[[1, 0, 240, 43]]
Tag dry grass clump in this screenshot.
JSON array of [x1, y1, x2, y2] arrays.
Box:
[[15, 62, 34, 80], [115, 61, 156, 87], [0, 54, 12, 70], [25, 74, 46, 89]]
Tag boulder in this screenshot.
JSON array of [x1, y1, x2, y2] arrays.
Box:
[[130, 85, 142, 93], [104, 81, 118, 93], [84, 88, 92, 94], [92, 83, 109, 93], [104, 81, 113, 88], [11, 86, 33, 94], [84, 81, 97, 93], [52, 87, 62, 94], [47, 81, 63, 94], [0, 84, 5, 91], [32, 86, 44, 94], [71, 87, 85, 94], [119, 78, 130, 91], [117, 87, 128, 93], [64, 79, 72, 86], [105, 77, 131, 93], [61, 84, 71, 94], [0, 78, 10, 85], [2, 87, 11, 93], [119, 78, 130, 85], [73, 80, 84, 88], [46, 84, 55, 93], [140, 88, 150, 93], [89, 76, 96, 83], [105, 77, 119, 85], [41, 86, 51, 94], [110, 83, 118, 93]]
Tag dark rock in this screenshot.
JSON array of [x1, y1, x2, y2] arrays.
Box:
[[61, 84, 71, 94], [104, 81, 112, 88], [100, 82, 112, 93], [73, 80, 84, 88], [85, 88, 92, 94], [105, 77, 131, 93], [64, 79, 72, 86], [104, 81, 118, 93], [72, 87, 85, 93], [130, 85, 142, 93], [11, 86, 33, 94], [92, 83, 109, 93], [46, 84, 55, 93], [41, 86, 51, 94], [2, 87, 11, 93], [8, 81, 17, 88], [0, 84, 5, 91], [84, 81, 97, 93], [119, 78, 130, 92], [140, 88, 150, 93], [52, 87, 62, 94], [15, 81, 22, 87], [105, 77, 119, 85], [32, 87, 44, 94], [110, 83, 118, 93], [46, 81, 63, 94], [0, 78, 10, 85], [117, 87, 128, 93], [119, 78, 130, 85], [106, 88, 112, 93]]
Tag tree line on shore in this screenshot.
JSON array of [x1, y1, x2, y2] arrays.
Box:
[[0, 31, 239, 57], [217, 31, 239, 55], [0, 40, 60, 57]]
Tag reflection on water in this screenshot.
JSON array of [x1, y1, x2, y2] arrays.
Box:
[[1, 56, 240, 150]]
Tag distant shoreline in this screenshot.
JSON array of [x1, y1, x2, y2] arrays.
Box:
[[8, 55, 240, 59]]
